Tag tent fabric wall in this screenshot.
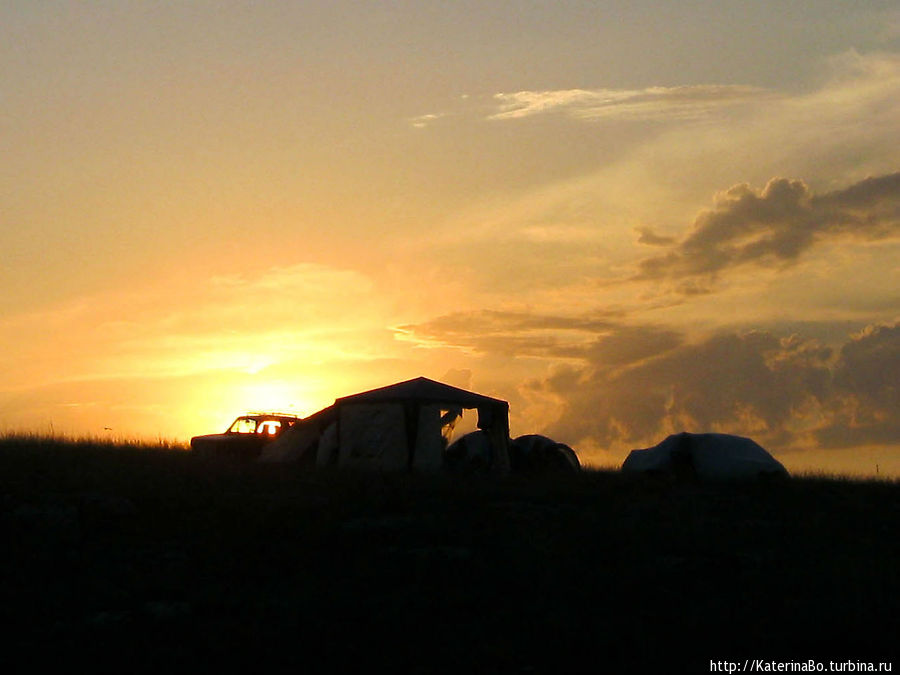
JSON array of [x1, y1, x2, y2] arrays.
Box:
[[412, 404, 445, 472], [338, 403, 409, 471], [258, 423, 320, 463], [688, 433, 788, 479], [315, 422, 338, 466]]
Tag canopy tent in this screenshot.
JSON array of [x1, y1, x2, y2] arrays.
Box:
[[333, 377, 510, 474], [260, 377, 510, 474], [621, 432, 788, 480]]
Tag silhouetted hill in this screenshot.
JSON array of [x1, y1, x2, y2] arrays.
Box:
[[1, 436, 897, 672]]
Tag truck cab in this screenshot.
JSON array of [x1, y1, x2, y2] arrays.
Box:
[[190, 413, 302, 460]]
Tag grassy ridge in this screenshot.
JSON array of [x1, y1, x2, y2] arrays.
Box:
[[1, 436, 897, 672]]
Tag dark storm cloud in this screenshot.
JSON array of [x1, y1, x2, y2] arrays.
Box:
[[816, 323, 900, 448], [834, 324, 900, 404], [530, 330, 834, 449], [634, 172, 900, 286], [583, 325, 684, 367], [404, 309, 900, 454], [526, 322, 900, 453]]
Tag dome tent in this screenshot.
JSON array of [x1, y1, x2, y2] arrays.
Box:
[[622, 432, 788, 480], [440, 432, 582, 475], [510, 435, 581, 475], [443, 430, 493, 474]]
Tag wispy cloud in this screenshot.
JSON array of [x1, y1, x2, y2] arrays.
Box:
[[635, 226, 676, 247], [489, 84, 771, 121], [396, 309, 620, 358], [408, 112, 447, 128]]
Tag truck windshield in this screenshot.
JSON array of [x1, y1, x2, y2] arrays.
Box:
[[228, 417, 258, 434]]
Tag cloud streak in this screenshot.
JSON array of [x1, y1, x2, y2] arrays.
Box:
[[396, 309, 620, 358], [489, 85, 771, 121], [409, 112, 447, 129]]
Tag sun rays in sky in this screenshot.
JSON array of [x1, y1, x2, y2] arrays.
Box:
[[2, 2, 899, 476]]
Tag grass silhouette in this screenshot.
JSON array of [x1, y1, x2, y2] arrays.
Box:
[[1, 434, 896, 672]]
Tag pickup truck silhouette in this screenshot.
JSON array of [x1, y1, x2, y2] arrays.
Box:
[[190, 413, 302, 460]]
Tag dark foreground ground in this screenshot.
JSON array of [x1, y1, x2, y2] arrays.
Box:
[[1, 437, 897, 673]]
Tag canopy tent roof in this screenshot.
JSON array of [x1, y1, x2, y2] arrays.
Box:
[[335, 377, 507, 410]]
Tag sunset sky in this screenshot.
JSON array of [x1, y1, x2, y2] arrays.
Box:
[[2, 1, 899, 476]]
